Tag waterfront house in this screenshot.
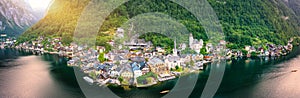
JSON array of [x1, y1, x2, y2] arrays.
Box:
[[165, 55, 181, 69], [141, 67, 150, 75], [134, 70, 143, 78], [245, 46, 251, 52], [264, 50, 270, 56], [250, 47, 256, 53], [120, 64, 134, 85], [109, 70, 119, 78], [148, 57, 171, 78]]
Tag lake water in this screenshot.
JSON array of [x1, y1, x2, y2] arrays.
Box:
[[0, 47, 300, 98]]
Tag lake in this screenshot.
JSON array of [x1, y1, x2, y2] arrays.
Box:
[[0, 47, 300, 98]]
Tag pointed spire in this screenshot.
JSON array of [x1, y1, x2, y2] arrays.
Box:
[[173, 39, 178, 56]]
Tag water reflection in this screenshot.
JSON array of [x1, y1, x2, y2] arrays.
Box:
[[214, 48, 300, 98], [0, 49, 84, 98], [0, 47, 300, 98]]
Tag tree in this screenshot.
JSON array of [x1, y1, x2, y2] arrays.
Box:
[[89, 71, 97, 79], [98, 53, 106, 63], [251, 52, 258, 57], [181, 48, 197, 54], [175, 66, 179, 70], [241, 50, 248, 55], [190, 59, 195, 66], [118, 77, 124, 82], [200, 48, 208, 55]]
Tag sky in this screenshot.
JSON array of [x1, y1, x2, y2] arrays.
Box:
[[25, 0, 53, 11]]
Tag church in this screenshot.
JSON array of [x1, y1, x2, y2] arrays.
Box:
[[189, 33, 204, 54]]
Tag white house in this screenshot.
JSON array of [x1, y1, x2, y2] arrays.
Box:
[[134, 70, 143, 78], [206, 43, 213, 53], [110, 70, 119, 78], [165, 55, 181, 69]]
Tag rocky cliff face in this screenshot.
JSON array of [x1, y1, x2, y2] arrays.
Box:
[[0, 0, 39, 37]]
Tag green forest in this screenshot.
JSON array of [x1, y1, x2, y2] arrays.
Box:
[[19, 0, 300, 50]]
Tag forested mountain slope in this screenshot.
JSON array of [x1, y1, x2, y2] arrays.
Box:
[[19, 0, 300, 49]]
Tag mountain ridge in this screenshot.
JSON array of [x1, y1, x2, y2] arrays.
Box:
[[0, 0, 40, 37], [19, 0, 300, 49]]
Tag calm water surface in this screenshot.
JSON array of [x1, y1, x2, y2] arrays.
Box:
[[0, 48, 300, 98], [0, 49, 84, 98]]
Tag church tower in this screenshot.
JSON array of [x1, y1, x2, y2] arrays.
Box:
[[189, 33, 194, 48], [173, 39, 178, 56]]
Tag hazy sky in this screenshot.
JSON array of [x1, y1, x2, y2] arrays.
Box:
[[25, 0, 53, 11]]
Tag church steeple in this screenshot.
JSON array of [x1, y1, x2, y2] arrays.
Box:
[[173, 39, 178, 56], [189, 33, 194, 48]]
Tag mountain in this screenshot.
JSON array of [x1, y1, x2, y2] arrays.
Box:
[[18, 0, 90, 43], [0, 0, 39, 37], [282, 0, 300, 16], [19, 0, 300, 49]]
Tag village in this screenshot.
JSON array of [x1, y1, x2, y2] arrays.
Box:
[[66, 32, 216, 87], [2, 28, 296, 88]]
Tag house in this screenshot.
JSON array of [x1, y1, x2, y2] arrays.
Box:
[[165, 55, 181, 69], [219, 40, 226, 46], [249, 47, 256, 53], [120, 63, 134, 85], [120, 65, 134, 79], [144, 50, 153, 58], [131, 57, 145, 64], [148, 57, 171, 77], [265, 50, 270, 56], [156, 47, 164, 52], [96, 46, 106, 53], [134, 70, 143, 78], [180, 54, 191, 66], [113, 55, 128, 64], [141, 67, 150, 75], [206, 43, 213, 53], [245, 46, 251, 52], [179, 43, 187, 50], [110, 70, 119, 78], [124, 38, 152, 49], [258, 47, 264, 54]]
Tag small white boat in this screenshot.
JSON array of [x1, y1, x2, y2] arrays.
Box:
[[160, 90, 170, 94], [83, 76, 94, 84]]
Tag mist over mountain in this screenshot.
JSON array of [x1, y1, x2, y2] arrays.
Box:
[[0, 0, 40, 37]]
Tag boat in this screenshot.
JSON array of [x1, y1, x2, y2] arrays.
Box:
[[160, 90, 170, 94], [83, 76, 94, 84], [291, 70, 298, 72]]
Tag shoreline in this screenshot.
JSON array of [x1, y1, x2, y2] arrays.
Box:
[[2, 44, 299, 89]]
